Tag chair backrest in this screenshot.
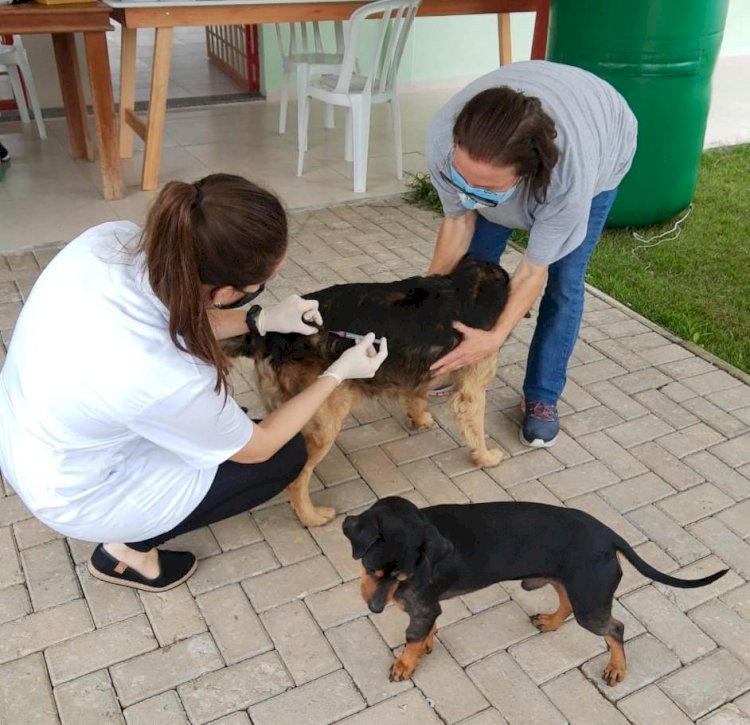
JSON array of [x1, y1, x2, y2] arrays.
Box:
[[275, 21, 345, 59], [335, 0, 421, 96]]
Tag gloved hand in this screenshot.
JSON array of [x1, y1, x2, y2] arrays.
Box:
[[257, 295, 322, 336], [321, 333, 388, 385]]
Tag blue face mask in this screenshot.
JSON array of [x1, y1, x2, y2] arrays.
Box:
[[447, 165, 518, 210]]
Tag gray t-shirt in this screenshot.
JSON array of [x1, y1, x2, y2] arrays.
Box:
[[426, 61, 637, 265]]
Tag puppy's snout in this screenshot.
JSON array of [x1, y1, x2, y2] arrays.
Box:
[[367, 598, 386, 614]]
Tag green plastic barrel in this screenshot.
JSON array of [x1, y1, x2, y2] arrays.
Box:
[[547, 0, 729, 227]]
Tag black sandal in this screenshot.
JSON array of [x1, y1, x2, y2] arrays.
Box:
[[87, 544, 197, 592]]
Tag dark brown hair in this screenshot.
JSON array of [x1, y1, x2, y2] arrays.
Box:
[[140, 173, 288, 392], [453, 86, 560, 203]]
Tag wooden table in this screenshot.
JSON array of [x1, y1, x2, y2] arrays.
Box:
[[0, 2, 123, 199], [108, 0, 549, 192]]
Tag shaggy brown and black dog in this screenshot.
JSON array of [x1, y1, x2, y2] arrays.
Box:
[[229, 256, 510, 527]]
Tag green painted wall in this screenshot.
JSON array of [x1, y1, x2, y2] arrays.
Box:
[[259, 0, 748, 96]]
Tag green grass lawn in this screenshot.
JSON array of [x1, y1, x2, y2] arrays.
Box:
[[405, 143, 750, 374]]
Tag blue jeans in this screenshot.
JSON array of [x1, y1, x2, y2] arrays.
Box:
[[468, 188, 618, 406]]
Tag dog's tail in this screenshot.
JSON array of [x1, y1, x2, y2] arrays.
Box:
[[615, 538, 728, 588]]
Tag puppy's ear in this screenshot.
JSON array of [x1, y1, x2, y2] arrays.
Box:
[[342, 514, 380, 560], [421, 523, 453, 581]]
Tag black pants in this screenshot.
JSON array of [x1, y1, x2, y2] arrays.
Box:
[[126, 433, 307, 551]]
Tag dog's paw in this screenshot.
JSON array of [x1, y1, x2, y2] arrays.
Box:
[[389, 655, 416, 682], [409, 412, 434, 430], [530, 613, 561, 633], [472, 447, 504, 468], [298, 505, 337, 528], [602, 661, 626, 687]]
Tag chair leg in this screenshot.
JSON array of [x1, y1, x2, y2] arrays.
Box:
[[279, 68, 290, 134], [344, 108, 353, 163], [325, 103, 335, 130], [7, 66, 30, 125], [390, 95, 403, 180], [350, 96, 371, 193], [296, 64, 309, 152], [297, 90, 311, 177], [19, 57, 47, 140]]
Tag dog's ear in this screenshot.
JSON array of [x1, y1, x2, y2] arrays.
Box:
[[420, 523, 454, 581], [342, 513, 380, 560]]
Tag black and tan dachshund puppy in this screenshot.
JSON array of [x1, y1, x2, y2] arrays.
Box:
[[343, 496, 728, 686], [228, 257, 510, 528]]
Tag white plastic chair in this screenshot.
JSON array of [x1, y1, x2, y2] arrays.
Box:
[[275, 21, 346, 139], [0, 36, 46, 140], [297, 0, 421, 193]]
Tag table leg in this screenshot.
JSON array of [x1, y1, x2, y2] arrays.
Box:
[[119, 26, 137, 159], [141, 26, 173, 191], [83, 31, 124, 200], [51, 33, 92, 161], [530, 0, 549, 60], [498, 13, 512, 65]]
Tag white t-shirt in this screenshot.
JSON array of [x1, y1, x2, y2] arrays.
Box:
[[0, 222, 253, 543]]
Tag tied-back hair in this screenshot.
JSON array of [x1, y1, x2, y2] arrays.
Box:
[[453, 86, 560, 204], [140, 173, 288, 393]]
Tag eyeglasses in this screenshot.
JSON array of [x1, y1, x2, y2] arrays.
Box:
[[439, 149, 519, 209], [215, 283, 265, 309], [439, 169, 499, 209]]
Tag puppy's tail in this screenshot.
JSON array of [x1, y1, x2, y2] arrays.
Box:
[[615, 539, 728, 589]]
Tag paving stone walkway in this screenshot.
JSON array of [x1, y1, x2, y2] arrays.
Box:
[[1, 199, 749, 725]]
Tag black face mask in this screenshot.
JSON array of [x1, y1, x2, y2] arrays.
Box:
[[215, 283, 265, 309]]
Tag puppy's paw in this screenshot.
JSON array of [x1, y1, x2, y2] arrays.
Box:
[[472, 447, 504, 468], [602, 662, 626, 687], [530, 613, 561, 633], [297, 505, 337, 528], [409, 412, 434, 430], [389, 654, 416, 682]]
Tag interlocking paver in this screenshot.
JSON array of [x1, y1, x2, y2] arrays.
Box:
[[410, 640, 489, 723], [631, 441, 705, 491], [54, 670, 125, 725], [252, 501, 320, 566], [542, 668, 629, 725], [653, 554, 745, 611], [0, 653, 58, 724], [621, 586, 716, 663], [657, 482, 735, 526], [261, 599, 340, 684], [581, 634, 681, 701], [683, 450, 750, 501], [659, 649, 750, 720], [689, 518, 750, 578], [3, 199, 750, 724], [327, 617, 412, 705], [110, 632, 224, 708], [196, 583, 272, 664], [0, 582, 30, 624], [539, 460, 619, 501], [617, 684, 694, 725], [123, 690, 190, 725], [46, 613, 158, 685], [0, 599, 93, 665], [627, 504, 711, 565], [440, 601, 537, 666], [0, 525, 23, 589], [467, 651, 566, 725], [598, 472, 675, 513], [242, 554, 340, 612], [178, 651, 293, 723]]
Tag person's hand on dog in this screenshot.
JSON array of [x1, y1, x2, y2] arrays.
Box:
[[429, 322, 503, 376], [324, 333, 388, 383], [258, 295, 322, 336]]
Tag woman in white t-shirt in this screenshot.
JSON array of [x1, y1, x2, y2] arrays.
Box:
[[0, 173, 387, 592]]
